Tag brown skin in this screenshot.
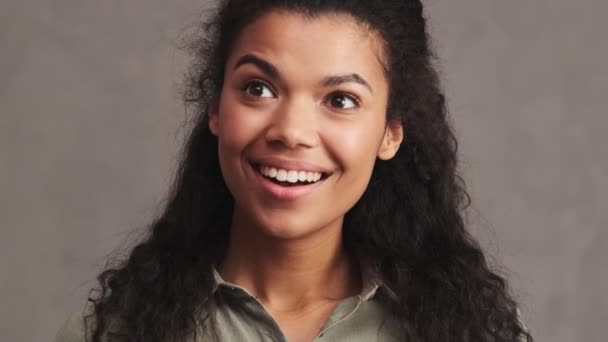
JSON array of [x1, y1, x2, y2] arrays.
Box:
[[209, 11, 403, 342]]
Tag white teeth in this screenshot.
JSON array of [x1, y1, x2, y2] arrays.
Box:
[[276, 169, 287, 182], [258, 165, 324, 184], [286, 170, 298, 183]]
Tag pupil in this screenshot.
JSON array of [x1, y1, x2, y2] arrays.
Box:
[[250, 84, 263, 96], [332, 96, 345, 107]]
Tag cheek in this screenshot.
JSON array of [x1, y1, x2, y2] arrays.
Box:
[[218, 95, 242, 139], [322, 121, 384, 210], [216, 97, 260, 154], [214, 97, 257, 186], [318, 126, 381, 220], [324, 120, 384, 174]]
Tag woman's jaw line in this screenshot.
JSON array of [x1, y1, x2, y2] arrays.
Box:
[[218, 218, 356, 309], [221, 207, 348, 268]]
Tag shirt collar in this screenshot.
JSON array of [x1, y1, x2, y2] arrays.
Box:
[[212, 261, 381, 302]]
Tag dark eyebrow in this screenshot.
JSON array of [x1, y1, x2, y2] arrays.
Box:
[[234, 54, 280, 79], [234, 54, 372, 93], [321, 74, 373, 94]]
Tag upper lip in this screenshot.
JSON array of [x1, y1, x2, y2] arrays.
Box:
[[249, 156, 332, 174]]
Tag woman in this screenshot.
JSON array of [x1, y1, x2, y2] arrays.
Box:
[[55, 0, 532, 341]]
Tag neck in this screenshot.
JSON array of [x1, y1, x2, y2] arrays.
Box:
[[217, 211, 360, 311]]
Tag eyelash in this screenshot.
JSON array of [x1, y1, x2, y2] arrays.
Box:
[[239, 79, 361, 109], [325, 92, 361, 109], [240, 79, 275, 98]]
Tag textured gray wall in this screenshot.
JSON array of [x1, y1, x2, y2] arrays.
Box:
[[1, 1, 606, 341]]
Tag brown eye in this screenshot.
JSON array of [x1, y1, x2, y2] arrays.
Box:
[[242, 80, 275, 98], [328, 93, 359, 109]]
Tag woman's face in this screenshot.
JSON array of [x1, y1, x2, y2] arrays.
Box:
[[210, 11, 402, 240]]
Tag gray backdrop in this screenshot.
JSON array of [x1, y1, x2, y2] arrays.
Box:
[[1, 0, 606, 341]]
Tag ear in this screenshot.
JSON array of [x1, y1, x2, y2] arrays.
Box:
[[208, 98, 219, 136], [377, 120, 404, 160]]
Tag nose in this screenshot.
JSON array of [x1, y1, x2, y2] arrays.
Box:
[[264, 97, 319, 149]]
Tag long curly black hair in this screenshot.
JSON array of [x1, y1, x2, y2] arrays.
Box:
[[85, 0, 532, 341]]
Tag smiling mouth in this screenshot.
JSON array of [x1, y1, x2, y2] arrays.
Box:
[[251, 162, 330, 186]]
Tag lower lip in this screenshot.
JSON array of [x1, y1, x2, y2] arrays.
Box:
[[251, 165, 326, 201]]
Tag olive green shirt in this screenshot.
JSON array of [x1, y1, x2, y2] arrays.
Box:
[[53, 270, 402, 342]]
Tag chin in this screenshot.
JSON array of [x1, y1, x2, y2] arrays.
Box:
[[230, 197, 346, 242], [243, 207, 340, 242], [255, 216, 322, 240]]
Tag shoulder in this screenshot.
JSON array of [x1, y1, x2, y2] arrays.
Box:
[[53, 309, 88, 342], [318, 299, 404, 342], [53, 302, 99, 342]]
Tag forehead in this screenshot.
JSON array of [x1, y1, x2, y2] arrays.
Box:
[[227, 11, 388, 83]]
